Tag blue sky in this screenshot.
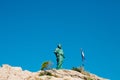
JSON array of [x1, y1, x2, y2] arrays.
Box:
[[0, 0, 120, 79]]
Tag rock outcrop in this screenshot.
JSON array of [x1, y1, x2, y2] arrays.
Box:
[[0, 64, 108, 80]]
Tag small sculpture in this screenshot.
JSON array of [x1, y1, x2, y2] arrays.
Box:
[[54, 44, 65, 69]]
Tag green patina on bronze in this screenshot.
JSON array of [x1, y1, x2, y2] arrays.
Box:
[[54, 44, 65, 69]]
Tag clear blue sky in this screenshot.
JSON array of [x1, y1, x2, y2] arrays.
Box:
[[0, 0, 120, 79]]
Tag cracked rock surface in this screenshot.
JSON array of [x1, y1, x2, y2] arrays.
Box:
[[0, 64, 108, 80]]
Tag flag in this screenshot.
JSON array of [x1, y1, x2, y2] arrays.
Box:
[[81, 49, 85, 61]]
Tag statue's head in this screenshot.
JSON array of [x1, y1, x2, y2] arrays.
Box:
[[57, 44, 62, 49]]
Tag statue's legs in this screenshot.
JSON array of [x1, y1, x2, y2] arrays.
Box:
[[57, 59, 63, 69]]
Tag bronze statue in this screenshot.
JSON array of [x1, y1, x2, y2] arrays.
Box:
[[54, 44, 65, 69]]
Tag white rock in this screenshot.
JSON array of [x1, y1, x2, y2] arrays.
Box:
[[0, 64, 108, 80]]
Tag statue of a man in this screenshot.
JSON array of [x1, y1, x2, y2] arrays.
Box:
[[54, 44, 65, 69]]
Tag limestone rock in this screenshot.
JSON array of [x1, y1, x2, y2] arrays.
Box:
[[0, 64, 108, 80]]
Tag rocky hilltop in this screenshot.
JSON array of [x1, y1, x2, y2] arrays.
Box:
[[0, 64, 108, 80]]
